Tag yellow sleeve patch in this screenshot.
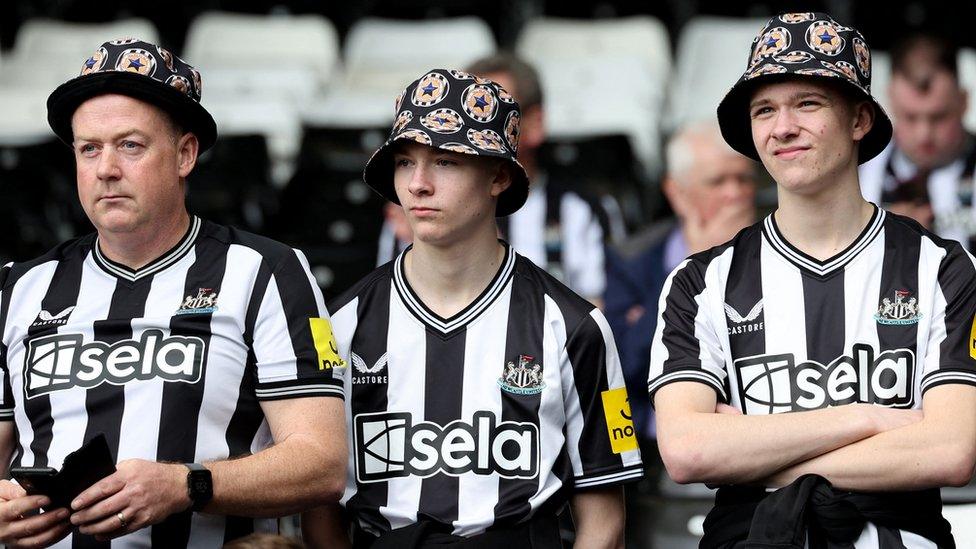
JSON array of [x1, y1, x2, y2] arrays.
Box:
[[970, 315, 976, 360], [309, 317, 345, 370], [601, 387, 638, 454]]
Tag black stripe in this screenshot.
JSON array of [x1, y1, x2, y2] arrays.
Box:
[[493, 269, 545, 525], [24, 257, 85, 468], [725, 228, 765, 362], [935, 241, 976, 374], [222, 260, 272, 544], [565, 316, 616, 477], [659, 261, 706, 375], [346, 277, 392, 532], [0, 264, 18, 466], [876, 221, 922, 406], [416, 328, 466, 524], [269, 250, 323, 380], [801, 271, 846, 366], [151, 237, 229, 548], [74, 278, 151, 549], [875, 524, 909, 549]]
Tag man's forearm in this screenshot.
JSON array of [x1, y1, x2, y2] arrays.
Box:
[[655, 384, 917, 485], [205, 432, 344, 517], [570, 487, 625, 549], [765, 386, 976, 491]]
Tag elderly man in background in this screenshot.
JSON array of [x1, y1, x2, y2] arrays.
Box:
[[605, 121, 756, 439]]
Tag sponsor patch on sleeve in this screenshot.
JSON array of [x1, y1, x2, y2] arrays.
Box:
[[309, 318, 345, 370], [600, 387, 638, 454], [969, 315, 976, 360]]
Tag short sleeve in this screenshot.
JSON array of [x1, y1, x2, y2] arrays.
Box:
[[647, 258, 729, 404], [920, 244, 976, 395], [561, 307, 644, 489], [251, 249, 345, 401]]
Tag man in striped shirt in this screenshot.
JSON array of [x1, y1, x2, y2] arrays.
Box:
[[302, 69, 642, 548], [650, 12, 976, 548], [0, 39, 346, 547]]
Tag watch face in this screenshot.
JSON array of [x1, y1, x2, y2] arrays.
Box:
[[192, 478, 210, 493]]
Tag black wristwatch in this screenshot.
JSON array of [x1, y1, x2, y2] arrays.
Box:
[[184, 463, 212, 512]]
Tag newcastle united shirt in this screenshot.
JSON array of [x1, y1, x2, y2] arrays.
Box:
[[0, 217, 345, 548], [330, 243, 643, 537], [649, 206, 976, 547]]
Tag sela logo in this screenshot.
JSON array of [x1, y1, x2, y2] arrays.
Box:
[[354, 411, 539, 483], [874, 289, 922, 325], [725, 300, 764, 335], [24, 330, 206, 398], [175, 288, 218, 315], [30, 306, 76, 328], [351, 352, 387, 384], [735, 343, 914, 414]]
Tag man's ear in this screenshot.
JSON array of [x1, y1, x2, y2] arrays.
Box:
[[852, 100, 875, 142], [489, 161, 513, 198], [177, 133, 199, 178], [662, 176, 689, 218]]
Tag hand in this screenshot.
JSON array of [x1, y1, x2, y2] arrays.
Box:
[[683, 199, 754, 255], [70, 460, 190, 541], [0, 480, 71, 548]]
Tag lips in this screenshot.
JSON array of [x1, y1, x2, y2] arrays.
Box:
[[773, 146, 810, 159]]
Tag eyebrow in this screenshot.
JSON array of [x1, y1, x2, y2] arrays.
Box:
[[72, 128, 147, 144], [749, 91, 830, 109]]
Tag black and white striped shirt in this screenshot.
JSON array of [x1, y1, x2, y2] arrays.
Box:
[[0, 216, 344, 548], [331, 243, 642, 537], [649, 205, 976, 548]]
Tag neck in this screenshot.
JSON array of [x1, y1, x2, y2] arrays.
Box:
[[97, 212, 192, 270], [774, 170, 874, 261], [404, 226, 505, 318]]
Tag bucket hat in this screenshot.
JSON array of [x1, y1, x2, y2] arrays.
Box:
[[48, 38, 217, 151], [716, 12, 892, 164], [363, 69, 530, 217]]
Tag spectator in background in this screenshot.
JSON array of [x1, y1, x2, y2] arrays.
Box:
[[605, 121, 756, 439], [379, 54, 610, 305], [859, 32, 975, 244]]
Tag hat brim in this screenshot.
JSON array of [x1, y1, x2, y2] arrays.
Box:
[[363, 137, 530, 217], [47, 71, 218, 152], [716, 73, 892, 164]]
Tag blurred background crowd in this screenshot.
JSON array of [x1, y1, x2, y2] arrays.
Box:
[[2, 0, 976, 547]]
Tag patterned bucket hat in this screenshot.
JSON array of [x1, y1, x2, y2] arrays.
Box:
[[716, 12, 892, 164], [47, 38, 217, 151], [363, 69, 530, 217]]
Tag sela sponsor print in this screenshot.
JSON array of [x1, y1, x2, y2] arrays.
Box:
[[735, 343, 915, 414], [354, 411, 540, 483]]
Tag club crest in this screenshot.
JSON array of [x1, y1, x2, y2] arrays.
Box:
[[875, 290, 922, 325], [176, 288, 219, 315], [498, 354, 545, 395], [412, 72, 449, 107]]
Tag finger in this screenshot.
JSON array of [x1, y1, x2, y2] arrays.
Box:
[[6, 509, 70, 547], [79, 507, 132, 538], [71, 474, 125, 511], [71, 490, 129, 527], [0, 496, 50, 521], [0, 481, 27, 501]]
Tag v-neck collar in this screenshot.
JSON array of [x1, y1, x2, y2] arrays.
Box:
[[393, 242, 516, 336], [92, 216, 201, 283], [762, 205, 884, 278]]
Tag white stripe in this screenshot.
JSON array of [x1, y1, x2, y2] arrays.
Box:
[[648, 259, 691, 384], [763, 210, 885, 276], [648, 370, 727, 400], [251, 271, 302, 385], [452, 283, 510, 536], [844, 229, 883, 369], [255, 385, 344, 397], [558, 300, 586, 480], [4, 260, 60, 467], [574, 467, 644, 488], [332, 297, 361, 507], [378, 285, 426, 529]]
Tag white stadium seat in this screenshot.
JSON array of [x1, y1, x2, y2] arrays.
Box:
[[184, 11, 339, 106], [958, 48, 976, 132], [667, 16, 767, 132], [516, 16, 671, 177], [305, 17, 496, 128]]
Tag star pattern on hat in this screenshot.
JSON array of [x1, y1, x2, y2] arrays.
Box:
[[84, 57, 97, 69], [128, 57, 144, 69], [473, 93, 489, 111], [765, 36, 779, 48], [421, 82, 437, 96], [819, 31, 835, 44]]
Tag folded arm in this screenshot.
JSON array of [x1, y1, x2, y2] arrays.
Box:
[[654, 382, 922, 485]]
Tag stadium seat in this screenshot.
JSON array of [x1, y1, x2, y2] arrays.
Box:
[[1, 18, 160, 90], [183, 11, 340, 106], [306, 17, 496, 128], [0, 87, 52, 146], [666, 16, 767, 132], [869, 50, 892, 116], [516, 16, 671, 178]]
